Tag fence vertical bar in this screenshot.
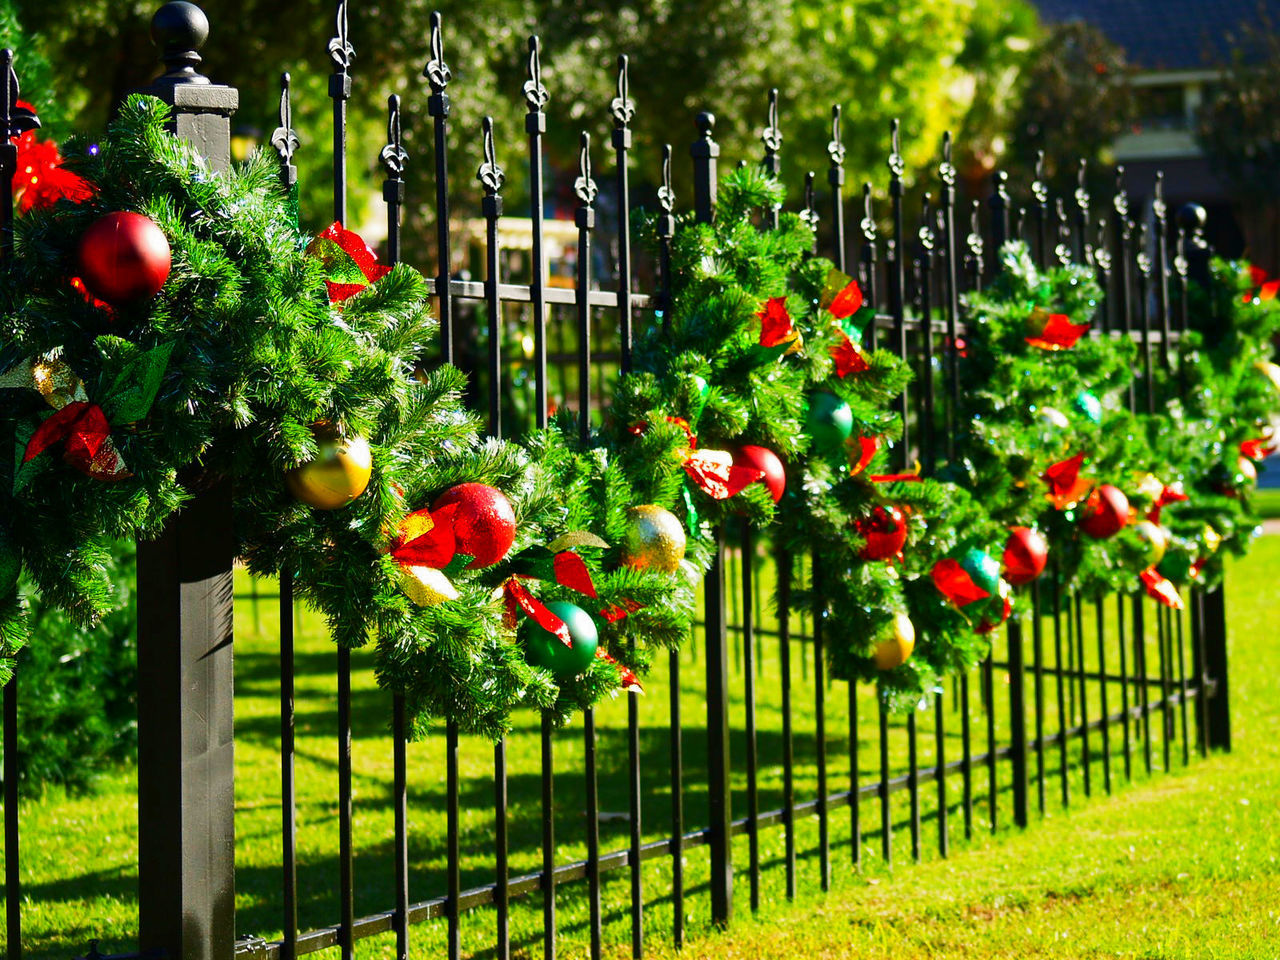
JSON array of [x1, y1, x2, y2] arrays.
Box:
[[1177, 603, 1191, 766], [1153, 173, 1172, 370], [1074, 595, 1090, 796], [934, 689, 948, 855], [918, 195, 936, 473], [1009, 619, 1029, 829], [1118, 593, 1132, 781], [829, 106, 846, 271], [860, 185, 879, 350], [476, 113, 511, 959], [1031, 153, 1048, 268], [608, 59, 645, 959], [907, 710, 920, 862], [1095, 600, 1112, 794], [939, 133, 959, 459], [1136, 598, 1152, 774], [135, 10, 239, 958], [691, 111, 732, 926], [742, 524, 760, 909], [1032, 580, 1045, 815], [814, 563, 831, 884], [984, 651, 996, 831], [888, 122, 909, 465], [1159, 607, 1172, 771], [1052, 565, 1068, 806], [654, 151, 684, 944], [1137, 222, 1155, 416], [1, 47, 33, 960], [777, 548, 797, 898], [879, 703, 892, 867], [761, 88, 781, 230]]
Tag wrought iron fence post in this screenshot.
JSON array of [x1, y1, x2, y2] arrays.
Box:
[[134, 9, 239, 959], [691, 113, 732, 927]]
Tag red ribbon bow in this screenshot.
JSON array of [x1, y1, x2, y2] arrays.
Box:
[[931, 559, 991, 608], [827, 279, 864, 319], [1240, 437, 1274, 461], [313, 222, 393, 302], [831, 334, 871, 377], [12, 108, 95, 214], [24, 401, 128, 480]]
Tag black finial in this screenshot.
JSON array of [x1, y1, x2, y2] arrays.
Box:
[[1136, 221, 1152, 277], [762, 88, 782, 157], [658, 144, 675, 214], [918, 193, 935, 253], [1, 50, 40, 140], [967, 199, 984, 260], [424, 12, 452, 94], [524, 36, 549, 112], [1093, 219, 1112, 273], [801, 170, 819, 229], [1113, 165, 1129, 218], [270, 72, 298, 165], [860, 182, 877, 242], [1177, 202, 1207, 235], [1075, 158, 1089, 212], [828, 105, 845, 167], [328, 0, 354, 73], [381, 94, 408, 179], [611, 55, 634, 128], [574, 132, 597, 206], [1152, 170, 1167, 222], [939, 131, 955, 188], [477, 116, 504, 196], [888, 118, 904, 179], [151, 2, 211, 84]]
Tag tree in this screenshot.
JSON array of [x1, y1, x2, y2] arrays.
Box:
[[1006, 20, 1133, 198], [1195, 27, 1280, 273]]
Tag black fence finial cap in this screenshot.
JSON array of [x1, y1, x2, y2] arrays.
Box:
[[1177, 203, 1207, 232], [696, 112, 716, 137], [151, 2, 210, 84]]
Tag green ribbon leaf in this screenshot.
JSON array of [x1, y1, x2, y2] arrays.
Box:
[[102, 342, 175, 425]]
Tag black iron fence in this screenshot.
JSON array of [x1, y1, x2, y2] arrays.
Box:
[[0, 3, 1233, 960]]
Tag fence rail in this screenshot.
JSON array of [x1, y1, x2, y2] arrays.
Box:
[[0, 3, 1233, 960]]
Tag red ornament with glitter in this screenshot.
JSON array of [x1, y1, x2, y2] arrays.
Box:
[[430, 483, 517, 569], [733, 444, 786, 503], [857, 504, 908, 561], [77, 212, 171, 305], [1079, 484, 1129, 539]]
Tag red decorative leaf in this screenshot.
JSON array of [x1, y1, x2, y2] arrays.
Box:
[[312, 222, 393, 302], [1146, 482, 1189, 523], [931, 558, 991, 608], [1240, 437, 1274, 461], [553, 551, 597, 598], [595, 648, 643, 692], [1140, 568, 1184, 610], [391, 502, 459, 569], [849, 435, 879, 476], [600, 598, 643, 623], [868, 472, 922, 483], [504, 578, 571, 645], [1026, 313, 1091, 351], [827, 279, 864, 319], [756, 297, 795, 348], [62, 403, 111, 467], [831, 334, 870, 377], [1043, 452, 1092, 509]]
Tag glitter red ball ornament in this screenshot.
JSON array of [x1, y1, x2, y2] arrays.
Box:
[[77, 211, 172, 305], [1079, 484, 1129, 540], [733, 444, 786, 503], [857, 504, 908, 561], [430, 482, 517, 569], [1002, 526, 1049, 585]]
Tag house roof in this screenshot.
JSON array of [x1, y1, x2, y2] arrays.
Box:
[[1034, 0, 1280, 71]]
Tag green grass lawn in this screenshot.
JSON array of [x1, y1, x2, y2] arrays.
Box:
[[4, 538, 1279, 959]]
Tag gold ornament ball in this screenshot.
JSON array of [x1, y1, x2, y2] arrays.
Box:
[[872, 613, 916, 671], [1132, 520, 1168, 567], [621, 504, 687, 574], [285, 423, 373, 510]]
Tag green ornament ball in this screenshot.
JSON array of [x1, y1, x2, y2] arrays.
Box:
[[0, 526, 18, 595], [805, 391, 854, 452], [1158, 550, 1193, 583], [1074, 391, 1102, 425], [959, 547, 1002, 596], [523, 600, 600, 680]]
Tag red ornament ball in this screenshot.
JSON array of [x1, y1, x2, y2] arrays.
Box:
[[1080, 484, 1130, 539], [77, 211, 172, 305], [430, 482, 517, 569], [733, 444, 786, 503], [857, 504, 908, 561], [1002, 526, 1049, 585]]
